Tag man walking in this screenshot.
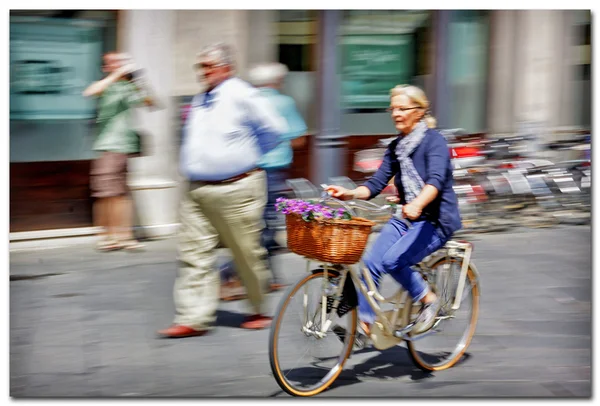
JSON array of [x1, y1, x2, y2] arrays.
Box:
[[159, 43, 287, 338]]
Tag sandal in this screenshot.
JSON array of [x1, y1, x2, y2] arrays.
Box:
[[118, 240, 146, 251], [96, 239, 121, 252]]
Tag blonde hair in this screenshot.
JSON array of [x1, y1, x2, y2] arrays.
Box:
[[390, 85, 437, 128]]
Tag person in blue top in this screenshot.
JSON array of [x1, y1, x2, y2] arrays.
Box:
[[250, 62, 307, 289], [326, 84, 462, 337], [220, 62, 307, 300]]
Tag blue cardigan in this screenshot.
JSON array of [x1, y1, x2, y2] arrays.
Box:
[[363, 129, 462, 239]]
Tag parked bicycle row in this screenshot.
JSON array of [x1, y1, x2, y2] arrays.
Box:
[[351, 129, 591, 234]]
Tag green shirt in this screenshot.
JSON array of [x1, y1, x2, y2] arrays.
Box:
[[93, 80, 146, 154]]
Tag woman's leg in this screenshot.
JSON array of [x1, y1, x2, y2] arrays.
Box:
[[357, 218, 407, 325], [381, 221, 447, 332], [381, 221, 445, 303]]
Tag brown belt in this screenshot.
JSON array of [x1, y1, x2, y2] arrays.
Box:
[[200, 168, 262, 185]]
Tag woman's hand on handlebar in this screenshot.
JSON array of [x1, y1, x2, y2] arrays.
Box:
[[402, 202, 422, 220], [385, 195, 400, 204], [324, 185, 355, 201]]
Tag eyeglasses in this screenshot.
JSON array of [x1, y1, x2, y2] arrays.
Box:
[[387, 106, 422, 114], [194, 62, 226, 71]]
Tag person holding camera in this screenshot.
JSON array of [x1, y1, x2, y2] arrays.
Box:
[[83, 52, 155, 252]]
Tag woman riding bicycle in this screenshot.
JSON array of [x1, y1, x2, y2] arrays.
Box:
[[326, 84, 462, 336]]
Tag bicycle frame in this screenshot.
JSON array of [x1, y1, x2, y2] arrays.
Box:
[[296, 190, 479, 345], [305, 239, 476, 343]]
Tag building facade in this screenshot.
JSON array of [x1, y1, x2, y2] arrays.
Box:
[[9, 10, 590, 239]]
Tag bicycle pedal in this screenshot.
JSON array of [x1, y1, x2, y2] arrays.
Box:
[[354, 333, 369, 349], [395, 322, 415, 336], [332, 325, 368, 349], [395, 326, 440, 341]]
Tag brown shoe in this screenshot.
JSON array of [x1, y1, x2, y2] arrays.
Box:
[[359, 321, 372, 336], [269, 282, 287, 292], [220, 279, 247, 301], [157, 325, 208, 338], [240, 314, 272, 330]]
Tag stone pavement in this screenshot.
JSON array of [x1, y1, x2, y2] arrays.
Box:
[[9, 225, 591, 397]]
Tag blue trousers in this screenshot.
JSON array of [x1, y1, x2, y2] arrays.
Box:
[[261, 169, 288, 283], [357, 218, 448, 324], [262, 169, 287, 252]]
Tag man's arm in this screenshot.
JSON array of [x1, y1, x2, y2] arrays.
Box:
[[244, 88, 288, 155], [291, 136, 306, 149], [280, 97, 307, 140], [82, 68, 125, 97], [131, 76, 161, 108], [125, 80, 158, 108], [281, 97, 307, 149]]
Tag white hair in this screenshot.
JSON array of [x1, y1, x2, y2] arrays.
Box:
[[197, 42, 234, 67], [390, 84, 437, 129], [248, 62, 289, 87]]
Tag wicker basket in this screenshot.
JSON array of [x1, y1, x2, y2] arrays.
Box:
[[285, 213, 376, 264]]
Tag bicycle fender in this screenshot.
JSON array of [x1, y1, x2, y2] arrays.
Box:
[[423, 254, 482, 290]]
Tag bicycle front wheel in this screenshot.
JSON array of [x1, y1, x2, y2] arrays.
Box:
[[407, 258, 480, 371], [269, 269, 357, 397]]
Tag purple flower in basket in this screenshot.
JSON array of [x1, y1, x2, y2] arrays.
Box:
[[275, 198, 352, 222]]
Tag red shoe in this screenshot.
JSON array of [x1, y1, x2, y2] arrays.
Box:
[[240, 314, 272, 330], [157, 325, 208, 338]]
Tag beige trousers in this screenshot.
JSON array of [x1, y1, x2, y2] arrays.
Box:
[[173, 170, 270, 330]]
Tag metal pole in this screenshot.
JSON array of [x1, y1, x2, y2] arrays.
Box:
[[434, 10, 451, 129], [311, 10, 347, 186]]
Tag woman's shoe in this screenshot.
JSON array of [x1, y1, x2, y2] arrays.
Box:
[[412, 298, 441, 334], [118, 240, 146, 252], [332, 324, 370, 349], [96, 239, 121, 252]]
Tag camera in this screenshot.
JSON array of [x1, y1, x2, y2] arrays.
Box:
[[119, 57, 144, 82], [124, 68, 144, 81]]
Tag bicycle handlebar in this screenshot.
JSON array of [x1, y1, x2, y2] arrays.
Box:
[[346, 198, 398, 214], [319, 184, 413, 229]]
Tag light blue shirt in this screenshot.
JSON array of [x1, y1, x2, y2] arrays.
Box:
[[256, 88, 307, 170], [179, 78, 288, 181]]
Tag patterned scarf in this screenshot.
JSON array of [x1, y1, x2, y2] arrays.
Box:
[[395, 120, 428, 203]]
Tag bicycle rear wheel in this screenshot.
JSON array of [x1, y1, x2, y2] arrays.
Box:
[[269, 269, 357, 396], [407, 258, 480, 371]]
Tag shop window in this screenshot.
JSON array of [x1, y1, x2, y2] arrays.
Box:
[[339, 10, 433, 112], [276, 10, 316, 72], [10, 12, 117, 162], [446, 10, 490, 133]]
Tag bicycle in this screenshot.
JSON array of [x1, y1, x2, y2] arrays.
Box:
[[268, 193, 481, 397]]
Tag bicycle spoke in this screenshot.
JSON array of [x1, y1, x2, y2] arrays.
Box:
[[270, 270, 357, 395], [408, 258, 479, 371], [283, 341, 315, 381]]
